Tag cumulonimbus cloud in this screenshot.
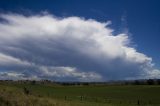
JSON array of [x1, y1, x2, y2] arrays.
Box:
[[0, 13, 159, 81]]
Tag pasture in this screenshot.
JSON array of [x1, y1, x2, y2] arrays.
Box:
[[0, 82, 160, 106]]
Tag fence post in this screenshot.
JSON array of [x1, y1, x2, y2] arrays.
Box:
[[80, 96, 83, 101], [137, 100, 140, 105], [65, 96, 67, 100]]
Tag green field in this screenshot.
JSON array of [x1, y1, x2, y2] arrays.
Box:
[[0, 83, 160, 106]]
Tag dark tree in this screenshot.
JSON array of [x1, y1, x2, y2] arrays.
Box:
[[147, 79, 154, 85], [156, 79, 160, 85], [31, 80, 36, 85], [134, 80, 140, 85]]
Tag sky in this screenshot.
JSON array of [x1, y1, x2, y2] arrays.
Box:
[[0, 0, 160, 81]]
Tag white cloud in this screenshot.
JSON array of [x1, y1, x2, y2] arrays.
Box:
[[0, 13, 159, 81], [38, 66, 102, 81], [0, 53, 31, 66], [0, 71, 39, 80]]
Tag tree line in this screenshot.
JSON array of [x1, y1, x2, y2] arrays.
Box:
[[0, 79, 160, 86]]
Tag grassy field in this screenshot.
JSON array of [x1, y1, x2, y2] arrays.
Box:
[[0, 82, 160, 106]]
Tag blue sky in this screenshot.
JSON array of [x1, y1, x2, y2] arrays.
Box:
[[0, 0, 159, 81]]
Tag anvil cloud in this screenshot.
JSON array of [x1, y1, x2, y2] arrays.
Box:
[[0, 13, 159, 81]]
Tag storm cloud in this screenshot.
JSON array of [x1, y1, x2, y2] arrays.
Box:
[[0, 13, 159, 81]]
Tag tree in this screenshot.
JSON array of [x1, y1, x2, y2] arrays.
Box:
[[134, 80, 140, 85], [147, 79, 154, 85]]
